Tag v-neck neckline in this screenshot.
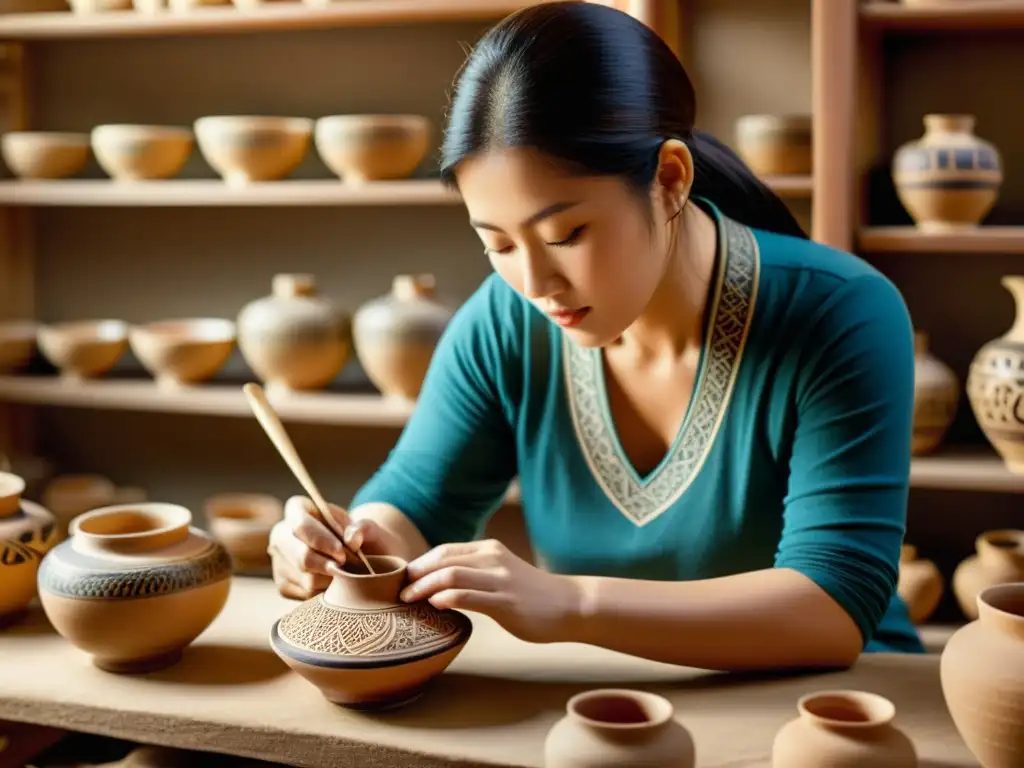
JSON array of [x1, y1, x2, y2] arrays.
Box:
[[562, 200, 761, 527]]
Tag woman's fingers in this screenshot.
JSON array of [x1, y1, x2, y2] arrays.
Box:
[[406, 541, 496, 580], [427, 589, 509, 613], [400, 564, 502, 603], [270, 544, 331, 599], [283, 495, 348, 565]]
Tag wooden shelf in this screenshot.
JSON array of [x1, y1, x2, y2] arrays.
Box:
[[761, 174, 813, 197], [910, 449, 1023, 494], [0, 0, 554, 40], [0, 179, 462, 207], [858, 226, 1024, 254], [860, 1, 1024, 31]]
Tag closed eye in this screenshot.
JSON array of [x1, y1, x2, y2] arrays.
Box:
[[548, 224, 587, 247]]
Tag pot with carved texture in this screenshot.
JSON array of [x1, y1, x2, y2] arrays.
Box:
[[0, 472, 58, 628], [37, 502, 232, 673], [967, 275, 1024, 474], [912, 331, 958, 455], [270, 554, 472, 710]]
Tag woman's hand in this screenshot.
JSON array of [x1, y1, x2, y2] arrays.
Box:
[[400, 538, 583, 644], [267, 496, 401, 601]]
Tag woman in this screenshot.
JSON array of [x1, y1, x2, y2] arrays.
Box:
[[268, 1, 924, 670]]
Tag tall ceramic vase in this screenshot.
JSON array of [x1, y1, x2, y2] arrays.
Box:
[[940, 582, 1024, 768], [544, 689, 695, 768], [352, 274, 453, 401], [912, 331, 959, 455], [892, 114, 1002, 232], [0, 472, 58, 627], [952, 530, 1024, 620], [967, 276, 1024, 474]]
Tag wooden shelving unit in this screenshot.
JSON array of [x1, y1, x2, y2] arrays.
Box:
[[859, 1, 1024, 32], [858, 226, 1024, 254]]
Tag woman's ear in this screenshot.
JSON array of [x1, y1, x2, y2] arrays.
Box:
[[652, 139, 694, 219]]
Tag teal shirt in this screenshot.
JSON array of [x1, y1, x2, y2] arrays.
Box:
[[352, 200, 924, 655]]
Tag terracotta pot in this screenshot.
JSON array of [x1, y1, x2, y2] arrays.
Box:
[[37, 319, 129, 381], [314, 115, 430, 182], [1, 132, 90, 180], [91, 125, 193, 181], [544, 689, 695, 768], [0, 453, 53, 500], [0, 321, 38, 373], [270, 554, 472, 710], [912, 331, 958, 455], [352, 274, 452, 401], [967, 276, 1024, 474], [941, 582, 1024, 768], [892, 114, 1002, 232], [42, 473, 117, 538], [0, 472, 58, 626], [204, 492, 283, 573], [194, 116, 312, 185], [953, 530, 1024, 620], [237, 274, 351, 394], [735, 114, 812, 176], [128, 318, 236, 389], [897, 544, 944, 624], [37, 502, 232, 673], [772, 690, 916, 767]]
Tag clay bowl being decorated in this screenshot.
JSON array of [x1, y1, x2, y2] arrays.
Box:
[[1, 131, 90, 180], [37, 319, 129, 380], [270, 554, 473, 710], [128, 318, 236, 390], [203, 492, 283, 573], [0, 472, 59, 627], [314, 114, 430, 182], [91, 125, 194, 181], [37, 502, 232, 673], [0, 320, 38, 373], [194, 116, 313, 185]]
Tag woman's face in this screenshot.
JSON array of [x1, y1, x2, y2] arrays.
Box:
[[454, 146, 679, 348]]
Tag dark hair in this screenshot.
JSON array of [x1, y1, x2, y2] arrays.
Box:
[[440, 1, 808, 240]]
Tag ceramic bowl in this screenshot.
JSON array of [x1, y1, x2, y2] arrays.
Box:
[[735, 113, 812, 176], [91, 124, 194, 181], [37, 319, 129, 380], [204, 492, 283, 573], [314, 114, 430, 183], [128, 318, 235, 389], [1, 132, 90, 180], [0, 321, 38, 373], [195, 116, 313, 185]]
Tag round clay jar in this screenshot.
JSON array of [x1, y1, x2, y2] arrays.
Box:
[[952, 529, 1024, 620], [203, 492, 283, 574], [734, 114, 812, 176], [897, 544, 944, 624], [544, 689, 696, 768], [0, 472, 59, 626], [912, 331, 958, 455], [42, 474, 118, 539], [37, 502, 232, 673], [940, 582, 1024, 768], [771, 690, 917, 767]]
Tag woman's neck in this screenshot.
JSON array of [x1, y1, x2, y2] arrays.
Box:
[[615, 201, 718, 363]]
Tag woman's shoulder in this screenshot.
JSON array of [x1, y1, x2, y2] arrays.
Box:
[[750, 226, 891, 288]]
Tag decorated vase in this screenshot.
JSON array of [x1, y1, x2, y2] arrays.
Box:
[[940, 582, 1024, 768], [952, 529, 1024, 621], [967, 275, 1024, 474], [0, 472, 58, 627], [772, 690, 917, 767], [204, 492, 283, 574], [912, 331, 958, 455], [544, 689, 696, 768], [37, 502, 232, 673], [352, 274, 453, 401], [897, 544, 944, 624], [270, 554, 472, 710], [892, 114, 1002, 232], [237, 273, 352, 395]]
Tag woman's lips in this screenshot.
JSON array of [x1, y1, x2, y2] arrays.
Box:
[[547, 307, 591, 328]]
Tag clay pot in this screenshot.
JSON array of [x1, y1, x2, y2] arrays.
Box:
[[912, 331, 958, 455], [352, 274, 452, 401], [967, 276, 1024, 474], [91, 125, 193, 181], [941, 582, 1024, 768], [892, 114, 1002, 232], [0, 321, 38, 373], [953, 530, 1024, 620], [0, 453, 53, 500], [194, 116, 313, 185], [735, 114, 812, 176], [237, 274, 351, 394], [42, 473, 117, 538], [270, 554, 472, 710], [128, 318, 236, 389], [314, 115, 430, 183], [0, 472, 59, 627], [544, 689, 695, 768], [204, 492, 283, 574], [37, 319, 129, 381], [37, 502, 232, 673], [897, 544, 944, 624], [1, 132, 90, 180], [772, 690, 917, 767]]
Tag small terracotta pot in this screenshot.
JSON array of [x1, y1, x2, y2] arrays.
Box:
[[1, 132, 90, 180], [772, 690, 917, 767], [314, 115, 430, 183], [0, 472, 59, 626], [941, 582, 1024, 768], [128, 318, 236, 389], [953, 530, 1024, 620], [204, 492, 283, 573], [270, 554, 472, 710], [897, 544, 944, 624], [0, 321, 38, 373], [91, 125, 194, 181], [912, 331, 958, 456], [37, 319, 129, 381], [42, 473, 118, 538], [195, 116, 313, 185], [37, 502, 232, 673], [544, 689, 695, 768], [735, 114, 812, 176]]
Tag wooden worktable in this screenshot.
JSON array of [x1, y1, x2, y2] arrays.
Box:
[[0, 578, 977, 767]]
